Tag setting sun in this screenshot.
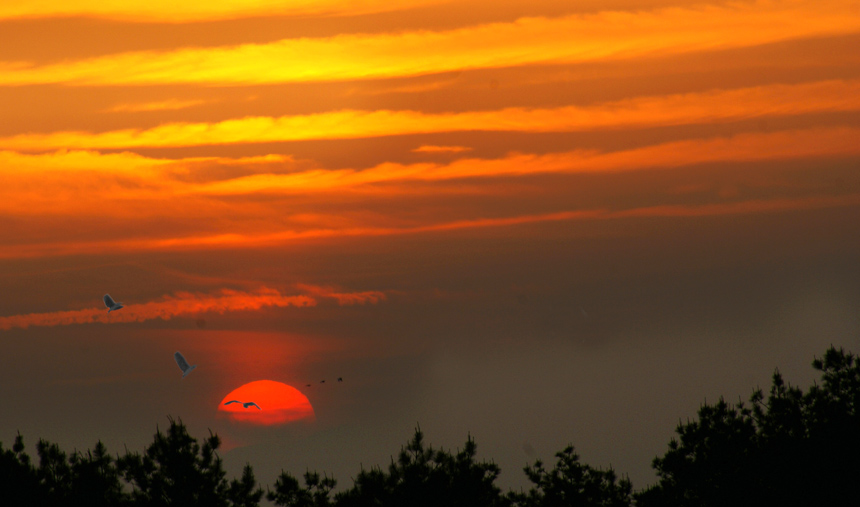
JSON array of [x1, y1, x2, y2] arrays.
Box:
[[218, 380, 314, 426]]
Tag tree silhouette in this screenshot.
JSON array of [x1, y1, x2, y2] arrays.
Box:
[[0, 433, 46, 506], [508, 445, 632, 507], [116, 416, 263, 507], [39, 439, 128, 507], [267, 470, 337, 507], [637, 345, 860, 506], [227, 464, 265, 507], [271, 427, 508, 507], [339, 427, 507, 507]]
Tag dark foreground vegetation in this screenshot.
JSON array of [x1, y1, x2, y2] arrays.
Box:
[[2, 346, 859, 506]]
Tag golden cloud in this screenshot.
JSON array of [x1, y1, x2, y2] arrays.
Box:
[[2, 79, 857, 150], [0, 0, 446, 22], [0, 1, 857, 86]]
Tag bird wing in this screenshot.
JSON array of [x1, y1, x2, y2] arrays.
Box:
[[104, 294, 115, 308], [174, 352, 190, 372], [247, 402, 261, 410], [224, 400, 240, 405]]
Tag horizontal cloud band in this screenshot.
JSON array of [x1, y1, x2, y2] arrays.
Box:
[[1, 193, 858, 261], [2, 79, 859, 150], [0, 285, 385, 330], [0, 0, 857, 86]]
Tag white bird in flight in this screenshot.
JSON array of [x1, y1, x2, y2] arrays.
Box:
[[174, 351, 197, 378], [224, 400, 261, 410], [103, 294, 124, 313]]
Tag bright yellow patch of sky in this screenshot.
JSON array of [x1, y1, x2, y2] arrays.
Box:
[[1, 1, 857, 86], [0, 0, 446, 22]]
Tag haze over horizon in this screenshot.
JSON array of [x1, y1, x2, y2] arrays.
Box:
[[1, 0, 859, 493]]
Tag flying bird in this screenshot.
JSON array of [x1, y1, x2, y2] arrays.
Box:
[[337, 377, 343, 382], [224, 400, 261, 410], [320, 380, 325, 383], [174, 351, 197, 378], [103, 294, 124, 313]]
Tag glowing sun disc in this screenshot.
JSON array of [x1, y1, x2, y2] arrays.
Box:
[[218, 380, 314, 425]]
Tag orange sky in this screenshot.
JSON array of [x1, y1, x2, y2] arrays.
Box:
[[1, 0, 859, 495]]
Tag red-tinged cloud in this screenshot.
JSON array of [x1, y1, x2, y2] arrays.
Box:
[[2, 190, 860, 262], [0, 288, 315, 331], [412, 145, 473, 153], [295, 283, 386, 305], [218, 380, 315, 426]]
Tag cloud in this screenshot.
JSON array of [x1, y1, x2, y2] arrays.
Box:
[[0, 287, 314, 330], [0, 150, 300, 215], [0, 1, 857, 86], [2, 193, 858, 261], [2, 79, 858, 150], [188, 127, 860, 194], [103, 99, 211, 113], [294, 284, 387, 305], [0, 283, 394, 330], [412, 145, 473, 153], [0, 0, 446, 22], [0, 126, 857, 261], [0, 126, 857, 249]]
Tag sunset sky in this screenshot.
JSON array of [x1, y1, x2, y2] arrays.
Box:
[[1, 0, 859, 493]]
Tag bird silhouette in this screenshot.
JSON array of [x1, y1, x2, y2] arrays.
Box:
[[103, 294, 124, 313], [224, 400, 261, 410], [337, 377, 343, 382], [320, 380, 325, 383], [173, 351, 197, 378]]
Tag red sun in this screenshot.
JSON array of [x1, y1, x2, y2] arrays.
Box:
[[218, 380, 314, 425]]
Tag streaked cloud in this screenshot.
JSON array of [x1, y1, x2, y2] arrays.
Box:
[[412, 145, 473, 153], [1, 1, 857, 86], [0, 150, 302, 216], [188, 127, 860, 194], [0, 126, 857, 221], [2, 79, 858, 150], [294, 284, 387, 305], [0, 0, 447, 22], [2, 191, 858, 261], [0, 287, 315, 331], [0, 148, 170, 173], [104, 98, 211, 113], [0, 284, 391, 330]]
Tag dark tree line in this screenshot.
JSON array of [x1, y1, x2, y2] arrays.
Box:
[[0, 416, 263, 507], [2, 346, 859, 506], [636, 345, 860, 507]]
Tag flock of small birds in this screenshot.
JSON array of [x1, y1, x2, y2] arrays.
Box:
[[305, 377, 343, 387], [104, 293, 345, 412]]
